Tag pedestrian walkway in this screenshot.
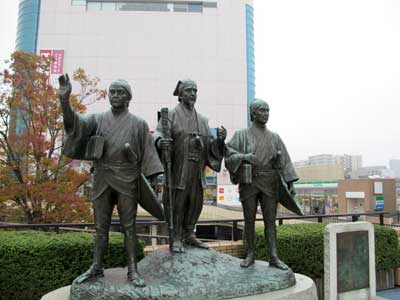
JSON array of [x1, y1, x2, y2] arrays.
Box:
[[377, 288, 400, 300]]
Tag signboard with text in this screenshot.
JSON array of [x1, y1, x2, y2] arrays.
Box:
[[39, 49, 65, 86], [375, 195, 384, 210], [217, 184, 240, 206]]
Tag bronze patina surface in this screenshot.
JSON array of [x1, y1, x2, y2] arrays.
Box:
[[225, 98, 302, 270], [59, 74, 164, 287], [155, 79, 226, 253], [70, 246, 296, 300], [337, 231, 370, 293]]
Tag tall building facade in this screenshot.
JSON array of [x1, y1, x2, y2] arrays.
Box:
[[16, 0, 255, 134]]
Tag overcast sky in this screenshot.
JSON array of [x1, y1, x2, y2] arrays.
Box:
[[1, 0, 400, 167]]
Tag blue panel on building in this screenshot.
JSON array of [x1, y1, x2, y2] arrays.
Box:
[[375, 202, 384, 211], [246, 4, 255, 127], [16, 0, 41, 53]]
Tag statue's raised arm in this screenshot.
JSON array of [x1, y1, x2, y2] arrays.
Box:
[[58, 74, 74, 134]]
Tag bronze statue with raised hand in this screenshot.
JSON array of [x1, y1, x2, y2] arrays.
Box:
[[155, 79, 226, 253], [225, 99, 302, 269], [58, 74, 164, 286]]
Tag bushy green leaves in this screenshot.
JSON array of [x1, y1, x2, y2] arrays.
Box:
[[255, 223, 399, 279], [374, 225, 400, 271], [0, 231, 144, 300]]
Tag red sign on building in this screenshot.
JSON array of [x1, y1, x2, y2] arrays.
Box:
[[39, 49, 64, 75]]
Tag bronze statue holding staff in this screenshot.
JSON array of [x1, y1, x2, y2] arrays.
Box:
[[155, 79, 226, 253]]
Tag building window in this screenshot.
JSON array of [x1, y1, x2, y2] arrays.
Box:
[[188, 3, 202, 12], [83, 1, 213, 13], [87, 2, 101, 11], [173, 3, 188, 12], [102, 2, 117, 11], [117, 2, 169, 12], [71, 0, 86, 5], [203, 2, 217, 8]]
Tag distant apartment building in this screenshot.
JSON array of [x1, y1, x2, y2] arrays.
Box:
[[294, 154, 362, 182], [343, 154, 362, 174], [389, 159, 400, 178], [295, 162, 345, 182], [308, 154, 343, 166], [351, 166, 394, 179]]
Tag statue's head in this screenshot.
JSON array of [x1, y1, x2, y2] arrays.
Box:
[[173, 79, 197, 110], [108, 79, 132, 110], [250, 98, 270, 125]]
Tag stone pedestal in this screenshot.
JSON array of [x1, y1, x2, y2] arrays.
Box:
[[41, 274, 317, 300], [42, 246, 317, 300]]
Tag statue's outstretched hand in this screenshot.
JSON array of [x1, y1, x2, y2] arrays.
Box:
[[58, 73, 72, 102]]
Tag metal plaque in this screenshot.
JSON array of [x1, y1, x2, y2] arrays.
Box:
[[337, 231, 369, 293]]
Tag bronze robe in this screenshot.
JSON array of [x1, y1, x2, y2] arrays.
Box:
[[155, 103, 224, 189], [63, 110, 163, 201], [226, 125, 302, 215]]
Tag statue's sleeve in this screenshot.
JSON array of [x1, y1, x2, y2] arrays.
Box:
[[203, 119, 224, 172], [62, 112, 97, 160], [225, 131, 246, 175], [139, 120, 164, 178], [274, 134, 299, 183]]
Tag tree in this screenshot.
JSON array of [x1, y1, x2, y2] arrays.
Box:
[[0, 51, 106, 223]]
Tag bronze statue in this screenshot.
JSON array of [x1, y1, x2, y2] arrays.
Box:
[[225, 99, 302, 269], [58, 74, 164, 286], [155, 79, 226, 253]]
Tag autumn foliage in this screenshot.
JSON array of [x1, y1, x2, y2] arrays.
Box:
[[0, 51, 106, 223]]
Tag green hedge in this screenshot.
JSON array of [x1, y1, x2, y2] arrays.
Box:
[[0, 231, 144, 300], [255, 223, 400, 279]]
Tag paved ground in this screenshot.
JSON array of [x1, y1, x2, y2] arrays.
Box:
[[377, 288, 400, 300]]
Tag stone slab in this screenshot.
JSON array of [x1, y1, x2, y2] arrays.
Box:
[[324, 222, 376, 300], [41, 274, 317, 300]]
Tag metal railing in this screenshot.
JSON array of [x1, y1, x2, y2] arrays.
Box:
[[0, 211, 389, 243]]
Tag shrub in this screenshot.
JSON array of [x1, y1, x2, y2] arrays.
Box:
[[255, 223, 400, 279], [374, 225, 400, 271], [0, 231, 144, 300]]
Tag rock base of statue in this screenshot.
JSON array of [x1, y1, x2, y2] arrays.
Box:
[[42, 246, 318, 300]]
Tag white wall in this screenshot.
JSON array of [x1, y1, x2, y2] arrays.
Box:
[[37, 0, 252, 135]]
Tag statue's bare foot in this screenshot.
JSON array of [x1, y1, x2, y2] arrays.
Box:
[[240, 254, 255, 268], [74, 265, 104, 284], [128, 271, 145, 287], [270, 257, 289, 270], [172, 240, 185, 253], [185, 235, 209, 249]]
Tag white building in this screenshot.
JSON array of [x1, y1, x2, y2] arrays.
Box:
[[343, 154, 362, 173], [17, 0, 255, 134], [389, 159, 400, 178], [308, 154, 343, 166]]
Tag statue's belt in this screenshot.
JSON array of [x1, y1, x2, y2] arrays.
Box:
[[251, 165, 276, 176], [237, 164, 277, 184], [94, 162, 139, 172]]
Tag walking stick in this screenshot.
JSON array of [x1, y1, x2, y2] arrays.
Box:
[[160, 108, 174, 251]]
